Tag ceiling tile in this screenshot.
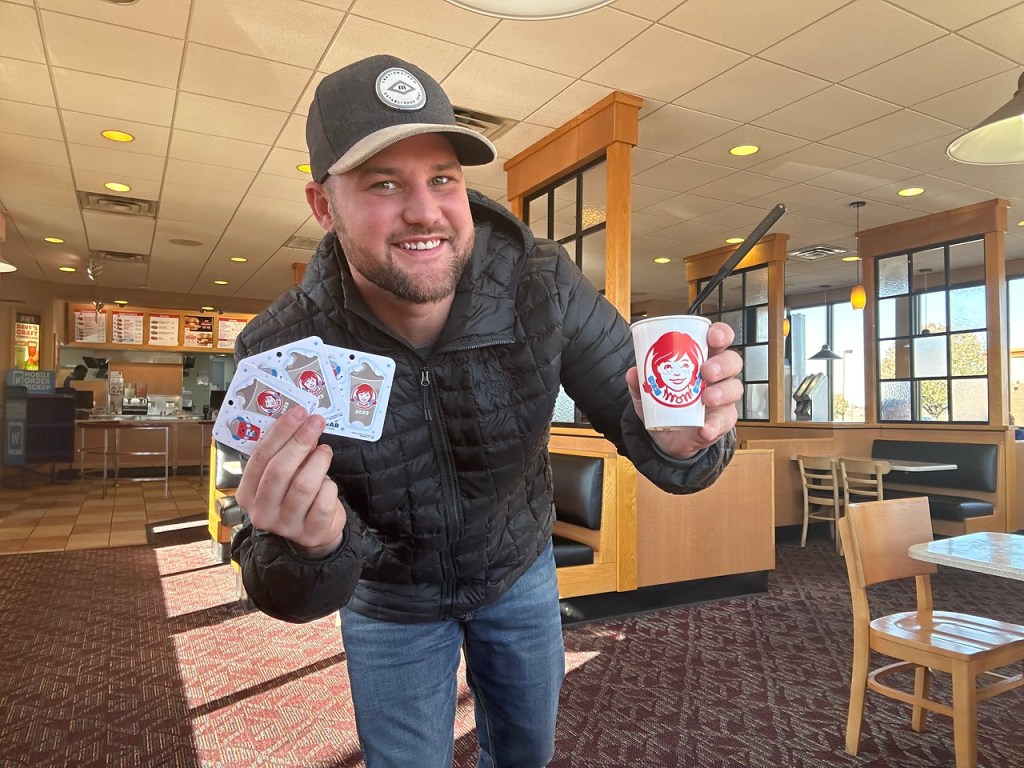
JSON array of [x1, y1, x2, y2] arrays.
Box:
[[674, 57, 828, 124], [822, 109, 960, 156], [638, 104, 739, 156], [630, 211, 694, 237], [685, 126, 809, 169], [896, 0, 1024, 31], [462, 159, 507, 192], [293, 72, 329, 117], [842, 36, 1014, 107], [163, 158, 256, 193], [41, 11, 185, 88], [260, 146, 311, 179], [493, 122, 552, 160], [584, 25, 746, 103], [0, 58, 55, 107], [760, 0, 944, 82], [74, 171, 161, 201], [304, 0, 354, 9], [276, 114, 308, 152], [169, 130, 271, 172], [526, 80, 613, 128], [158, 183, 244, 228], [350, 0, 497, 46], [928, 157, 1024, 187], [181, 43, 313, 111], [82, 209, 155, 254], [913, 70, 1021, 129], [442, 52, 572, 122], [0, 133, 68, 169], [687, 172, 791, 204], [753, 86, 899, 142], [630, 148, 673, 176], [39, 0, 190, 36], [189, 0, 344, 69], [961, 4, 1024, 64], [881, 133, 963, 174], [644, 218, 729, 243], [804, 158, 918, 195], [610, 0, 683, 21], [633, 156, 735, 194], [691, 203, 775, 231], [0, 180, 79, 210], [52, 69, 176, 127], [320, 15, 469, 77], [749, 143, 867, 183], [0, 2, 45, 62], [61, 111, 171, 157], [247, 173, 309, 202], [0, 100, 62, 141], [478, 8, 648, 78], [173, 93, 289, 145], [660, 0, 849, 54], [629, 184, 676, 212], [68, 143, 166, 182], [639, 192, 731, 220], [746, 183, 844, 213]]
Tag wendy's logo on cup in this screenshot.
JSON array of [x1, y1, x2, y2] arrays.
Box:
[[298, 369, 326, 396], [641, 331, 705, 408], [255, 390, 284, 416]]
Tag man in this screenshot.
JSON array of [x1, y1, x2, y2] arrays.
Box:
[[232, 54, 742, 767]]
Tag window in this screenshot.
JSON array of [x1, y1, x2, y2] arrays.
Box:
[[788, 298, 865, 422], [876, 238, 987, 423]]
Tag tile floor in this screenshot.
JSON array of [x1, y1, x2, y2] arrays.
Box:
[[0, 470, 208, 555]]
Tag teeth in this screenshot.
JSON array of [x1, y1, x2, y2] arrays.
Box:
[[398, 239, 441, 251]]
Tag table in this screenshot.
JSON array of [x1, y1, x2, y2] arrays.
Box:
[[840, 456, 957, 473], [78, 421, 170, 499], [908, 532, 1024, 581]]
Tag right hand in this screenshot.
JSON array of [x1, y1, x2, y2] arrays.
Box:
[[234, 405, 346, 559]]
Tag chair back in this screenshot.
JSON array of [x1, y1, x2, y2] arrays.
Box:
[[840, 458, 891, 506], [796, 454, 839, 505], [839, 497, 937, 588]]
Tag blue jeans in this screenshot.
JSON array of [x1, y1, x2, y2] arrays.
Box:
[[341, 542, 565, 768]]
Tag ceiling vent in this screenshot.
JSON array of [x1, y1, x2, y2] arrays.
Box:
[[283, 235, 323, 251], [91, 249, 147, 264], [77, 191, 159, 217], [454, 106, 514, 142], [787, 243, 850, 262]]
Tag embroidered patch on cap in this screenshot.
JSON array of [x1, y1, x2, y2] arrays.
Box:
[[375, 67, 426, 111]]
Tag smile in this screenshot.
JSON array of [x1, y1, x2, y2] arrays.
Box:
[[397, 239, 442, 250]]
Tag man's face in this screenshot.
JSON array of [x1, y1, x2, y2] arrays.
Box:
[[323, 133, 475, 305]]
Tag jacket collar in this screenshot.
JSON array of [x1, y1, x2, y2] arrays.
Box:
[[301, 190, 533, 352]]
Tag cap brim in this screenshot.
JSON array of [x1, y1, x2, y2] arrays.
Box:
[[326, 124, 497, 177]]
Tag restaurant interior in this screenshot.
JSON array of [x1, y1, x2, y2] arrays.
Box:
[[2, 1, 1024, 766]]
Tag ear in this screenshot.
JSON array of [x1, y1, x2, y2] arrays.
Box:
[[306, 181, 336, 232]]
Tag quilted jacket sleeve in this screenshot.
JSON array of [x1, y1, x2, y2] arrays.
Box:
[[553, 246, 736, 494]]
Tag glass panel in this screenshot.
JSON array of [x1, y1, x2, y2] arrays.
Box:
[[745, 382, 769, 420], [552, 178, 577, 241], [746, 267, 768, 305], [878, 295, 910, 339], [878, 340, 897, 380], [951, 378, 988, 422], [917, 289, 947, 334], [720, 273, 744, 311], [721, 310, 743, 343], [526, 195, 548, 236], [879, 380, 911, 421], [912, 248, 945, 286], [580, 231, 606, 293], [878, 255, 909, 298], [913, 335, 947, 378], [949, 284, 986, 332], [552, 385, 576, 424], [948, 238, 984, 274], [916, 379, 949, 421], [580, 161, 607, 230], [950, 331, 987, 376], [699, 279, 720, 313], [744, 344, 768, 381], [754, 305, 769, 343]]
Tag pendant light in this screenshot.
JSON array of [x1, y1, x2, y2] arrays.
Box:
[[849, 201, 866, 310], [810, 285, 843, 360], [443, 0, 614, 20], [946, 72, 1024, 165]]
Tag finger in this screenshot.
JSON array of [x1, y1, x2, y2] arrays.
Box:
[[699, 401, 739, 444], [296, 475, 345, 550], [702, 376, 745, 408], [625, 367, 646, 421], [238, 405, 310, 489], [706, 322, 735, 354], [254, 412, 328, 516], [278, 443, 335, 539], [700, 349, 743, 384]]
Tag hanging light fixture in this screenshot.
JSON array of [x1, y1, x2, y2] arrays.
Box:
[[849, 201, 866, 310], [782, 316, 791, 338], [443, 0, 613, 20], [810, 285, 843, 360], [946, 72, 1024, 165]]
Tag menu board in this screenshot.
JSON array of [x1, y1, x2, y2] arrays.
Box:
[[111, 310, 144, 345], [216, 317, 247, 350], [73, 308, 106, 343], [184, 315, 214, 348], [148, 314, 180, 346], [14, 313, 41, 371]]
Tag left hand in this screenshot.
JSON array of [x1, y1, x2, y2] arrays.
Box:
[[626, 321, 743, 459]]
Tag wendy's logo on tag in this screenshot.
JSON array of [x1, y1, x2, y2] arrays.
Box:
[[298, 369, 325, 396], [255, 389, 284, 416], [641, 331, 704, 408], [351, 383, 377, 410]]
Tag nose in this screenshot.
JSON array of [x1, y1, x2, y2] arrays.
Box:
[[402, 183, 442, 227]]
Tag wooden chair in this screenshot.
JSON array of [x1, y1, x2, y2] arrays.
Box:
[[839, 457, 891, 508], [837, 497, 1024, 768], [796, 455, 841, 551]]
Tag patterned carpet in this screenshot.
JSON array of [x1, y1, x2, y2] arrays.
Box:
[[1, 529, 1022, 768]]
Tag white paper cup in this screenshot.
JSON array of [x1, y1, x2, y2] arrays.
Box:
[[631, 315, 711, 430]]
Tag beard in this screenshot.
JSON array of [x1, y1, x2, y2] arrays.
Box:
[[331, 209, 474, 305]]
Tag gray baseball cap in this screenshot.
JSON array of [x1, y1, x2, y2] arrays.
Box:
[[306, 55, 497, 183]]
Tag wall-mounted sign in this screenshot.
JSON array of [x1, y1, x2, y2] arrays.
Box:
[[147, 313, 180, 346], [216, 317, 247, 350], [111, 310, 144, 345], [14, 313, 41, 370], [73, 308, 106, 343], [184, 315, 213, 348]]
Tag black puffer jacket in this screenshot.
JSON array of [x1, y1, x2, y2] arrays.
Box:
[[231, 191, 735, 624]]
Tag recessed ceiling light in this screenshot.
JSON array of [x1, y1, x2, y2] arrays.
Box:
[[104, 181, 131, 193], [59, 266, 76, 272], [726, 237, 744, 244], [169, 238, 203, 247], [653, 257, 672, 264], [230, 256, 248, 263], [114, 300, 129, 305], [200, 306, 215, 312], [1017, 220, 1024, 227], [841, 255, 861, 262], [898, 187, 925, 197], [213, 280, 229, 285], [297, 163, 312, 174], [729, 145, 759, 156], [101, 130, 135, 143], [44, 236, 64, 244]]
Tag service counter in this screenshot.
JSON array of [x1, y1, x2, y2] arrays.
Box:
[[76, 416, 213, 477]]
